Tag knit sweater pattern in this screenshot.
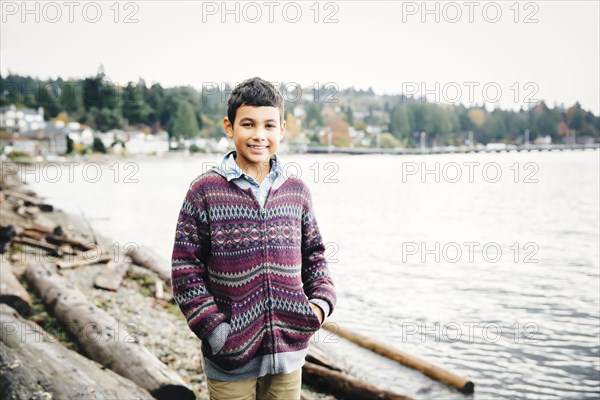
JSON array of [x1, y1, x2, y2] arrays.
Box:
[[171, 163, 336, 374]]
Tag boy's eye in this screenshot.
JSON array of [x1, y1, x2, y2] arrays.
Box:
[[241, 123, 277, 128]]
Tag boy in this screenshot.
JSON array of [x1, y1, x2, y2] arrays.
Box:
[[171, 77, 336, 400]]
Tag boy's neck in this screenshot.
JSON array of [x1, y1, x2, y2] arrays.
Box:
[[233, 153, 272, 184]]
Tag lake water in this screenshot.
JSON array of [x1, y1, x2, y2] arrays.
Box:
[[23, 150, 600, 399]]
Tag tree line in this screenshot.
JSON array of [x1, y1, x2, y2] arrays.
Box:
[[1, 72, 598, 148]]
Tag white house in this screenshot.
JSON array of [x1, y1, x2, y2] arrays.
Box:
[[0, 105, 46, 134], [534, 135, 552, 145], [124, 131, 170, 155], [0, 107, 69, 155]]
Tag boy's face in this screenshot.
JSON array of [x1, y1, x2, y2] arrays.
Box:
[[223, 105, 286, 174]]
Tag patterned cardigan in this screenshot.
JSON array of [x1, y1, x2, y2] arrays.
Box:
[[171, 167, 336, 371]]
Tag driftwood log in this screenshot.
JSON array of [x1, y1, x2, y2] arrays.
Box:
[[94, 259, 130, 291], [2, 188, 53, 211], [15, 205, 40, 219], [24, 221, 55, 234], [0, 259, 32, 315], [125, 243, 171, 285], [56, 251, 112, 269], [11, 236, 78, 257], [306, 342, 344, 372], [25, 262, 195, 400], [17, 229, 46, 241], [12, 223, 94, 253], [302, 361, 412, 400], [45, 233, 96, 251], [0, 183, 37, 197], [155, 280, 164, 299], [0, 303, 154, 400], [322, 322, 475, 393]]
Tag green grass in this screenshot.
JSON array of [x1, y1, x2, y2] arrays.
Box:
[[126, 268, 157, 294], [164, 302, 183, 318]]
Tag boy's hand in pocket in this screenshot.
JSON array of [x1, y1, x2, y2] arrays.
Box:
[[309, 303, 324, 325]]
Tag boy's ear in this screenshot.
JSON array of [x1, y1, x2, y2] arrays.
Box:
[[280, 119, 287, 140], [223, 117, 233, 138]]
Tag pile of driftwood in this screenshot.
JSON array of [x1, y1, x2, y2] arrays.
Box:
[[1, 256, 194, 400], [1, 183, 169, 293], [0, 176, 195, 399]]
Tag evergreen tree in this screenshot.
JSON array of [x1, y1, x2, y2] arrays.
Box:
[[60, 80, 84, 120], [88, 107, 122, 132], [407, 102, 434, 133], [344, 105, 354, 126], [144, 83, 166, 129], [567, 102, 585, 131], [390, 104, 412, 139], [36, 80, 63, 118], [122, 82, 153, 125], [170, 101, 199, 140]]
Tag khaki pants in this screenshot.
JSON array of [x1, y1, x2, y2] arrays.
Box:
[[206, 367, 302, 400]]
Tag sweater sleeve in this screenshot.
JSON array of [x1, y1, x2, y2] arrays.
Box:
[[301, 184, 336, 318], [171, 183, 228, 341]]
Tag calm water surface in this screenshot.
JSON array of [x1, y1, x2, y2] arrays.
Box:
[[26, 150, 600, 399]]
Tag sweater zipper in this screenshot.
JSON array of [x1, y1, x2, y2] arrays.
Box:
[[255, 187, 277, 372]]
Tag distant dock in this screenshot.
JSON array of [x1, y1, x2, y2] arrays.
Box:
[[300, 143, 599, 155]]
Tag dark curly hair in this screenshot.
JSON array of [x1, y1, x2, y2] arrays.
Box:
[[227, 77, 285, 126]]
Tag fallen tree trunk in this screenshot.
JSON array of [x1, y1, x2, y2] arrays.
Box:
[[25, 262, 195, 400], [302, 361, 412, 400], [125, 244, 171, 285], [322, 322, 474, 394], [0, 303, 154, 400], [0, 259, 32, 315]]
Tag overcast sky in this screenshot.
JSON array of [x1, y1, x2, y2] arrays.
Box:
[[1, 1, 599, 113]]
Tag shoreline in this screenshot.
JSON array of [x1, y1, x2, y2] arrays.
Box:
[[2, 141, 598, 165]]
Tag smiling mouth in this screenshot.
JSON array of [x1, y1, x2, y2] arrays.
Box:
[[248, 145, 268, 149]]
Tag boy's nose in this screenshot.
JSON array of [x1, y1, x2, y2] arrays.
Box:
[[252, 129, 267, 139]]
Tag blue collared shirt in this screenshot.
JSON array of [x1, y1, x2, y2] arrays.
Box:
[[218, 149, 282, 208]]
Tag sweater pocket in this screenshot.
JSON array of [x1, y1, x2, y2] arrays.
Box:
[[204, 331, 247, 371], [205, 299, 266, 370], [300, 293, 322, 331], [213, 328, 234, 357]]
